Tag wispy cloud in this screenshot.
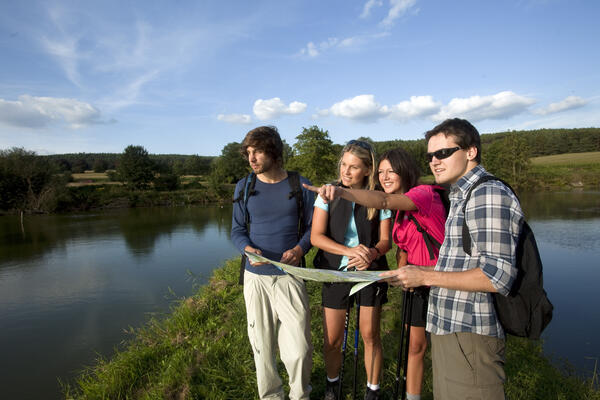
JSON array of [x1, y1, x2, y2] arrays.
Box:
[[253, 98, 307, 120], [217, 113, 252, 125], [381, 0, 418, 27], [361, 0, 384, 18], [34, 5, 247, 112], [0, 95, 103, 129], [532, 95, 587, 115], [433, 91, 536, 122], [298, 32, 390, 58]]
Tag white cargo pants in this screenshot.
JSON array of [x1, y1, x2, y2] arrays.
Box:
[[243, 271, 313, 400]]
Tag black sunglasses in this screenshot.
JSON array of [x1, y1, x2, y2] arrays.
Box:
[[426, 146, 461, 162], [346, 139, 373, 151]]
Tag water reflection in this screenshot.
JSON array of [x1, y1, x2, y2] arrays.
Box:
[[0, 206, 234, 264], [520, 191, 600, 220], [0, 205, 237, 400]]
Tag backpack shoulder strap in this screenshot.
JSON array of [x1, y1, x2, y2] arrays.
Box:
[[236, 172, 256, 284], [286, 170, 306, 267], [432, 184, 450, 217], [462, 175, 517, 255], [408, 213, 442, 260]]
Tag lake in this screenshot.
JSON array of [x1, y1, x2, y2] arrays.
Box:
[[0, 192, 599, 399], [0, 206, 238, 400]]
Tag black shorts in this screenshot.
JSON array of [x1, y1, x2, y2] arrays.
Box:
[[406, 287, 430, 328], [322, 281, 388, 309]]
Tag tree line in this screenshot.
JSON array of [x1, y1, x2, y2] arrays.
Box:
[[1, 126, 599, 213], [211, 126, 600, 189], [44, 152, 214, 175]]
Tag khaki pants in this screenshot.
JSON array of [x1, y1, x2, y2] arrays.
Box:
[[431, 332, 506, 400], [243, 272, 313, 400]]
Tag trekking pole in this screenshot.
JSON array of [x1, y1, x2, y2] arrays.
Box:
[[393, 289, 414, 400], [338, 299, 352, 398], [352, 294, 361, 400]]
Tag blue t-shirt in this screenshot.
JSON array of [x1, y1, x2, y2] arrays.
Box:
[[231, 174, 315, 275], [314, 195, 391, 270]]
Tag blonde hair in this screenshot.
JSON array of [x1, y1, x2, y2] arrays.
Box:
[[337, 140, 377, 220]]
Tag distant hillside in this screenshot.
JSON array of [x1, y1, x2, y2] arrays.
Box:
[[37, 127, 600, 176], [531, 151, 600, 165]]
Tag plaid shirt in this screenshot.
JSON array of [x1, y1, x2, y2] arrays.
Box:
[[426, 165, 524, 338]]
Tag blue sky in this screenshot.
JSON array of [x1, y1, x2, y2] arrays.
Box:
[[0, 0, 598, 156]]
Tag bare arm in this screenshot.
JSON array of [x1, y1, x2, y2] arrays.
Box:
[[310, 207, 371, 264], [303, 183, 417, 211], [380, 265, 497, 292]]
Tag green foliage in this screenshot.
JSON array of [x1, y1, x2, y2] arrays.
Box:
[[373, 139, 429, 175], [184, 155, 209, 175], [0, 147, 64, 212], [286, 125, 338, 185], [92, 159, 108, 173], [210, 142, 249, 184], [481, 127, 600, 157], [484, 134, 532, 190], [117, 145, 155, 190], [71, 159, 89, 173], [153, 173, 180, 191]]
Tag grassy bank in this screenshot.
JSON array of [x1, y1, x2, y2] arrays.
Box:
[[64, 252, 599, 399], [529, 152, 600, 190]]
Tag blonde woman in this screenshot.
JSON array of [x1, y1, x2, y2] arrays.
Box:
[[310, 140, 391, 400]]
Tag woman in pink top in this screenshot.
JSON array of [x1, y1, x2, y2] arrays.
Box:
[[305, 148, 446, 400]]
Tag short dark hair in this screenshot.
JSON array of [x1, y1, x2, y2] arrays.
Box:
[[378, 147, 421, 193], [425, 118, 481, 163], [240, 126, 283, 165]]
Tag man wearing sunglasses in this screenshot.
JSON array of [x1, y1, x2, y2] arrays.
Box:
[[381, 118, 524, 400]]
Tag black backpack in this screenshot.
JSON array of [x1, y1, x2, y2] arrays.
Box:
[[233, 171, 306, 284], [462, 175, 553, 339], [407, 185, 450, 261]]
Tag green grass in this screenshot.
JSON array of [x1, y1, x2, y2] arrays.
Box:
[[64, 251, 600, 399], [531, 152, 600, 166]]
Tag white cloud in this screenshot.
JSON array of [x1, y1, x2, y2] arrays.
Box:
[[0, 95, 102, 129], [298, 32, 391, 58], [299, 38, 339, 58], [361, 0, 384, 18], [253, 98, 307, 120], [433, 91, 536, 122], [381, 0, 418, 27], [387, 95, 441, 121], [533, 96, 587, 115], [329, 94, 388, 121], [217, 113, 252, 125]]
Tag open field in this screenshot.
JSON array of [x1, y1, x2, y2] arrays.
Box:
[[531, 151, 600, 166], [71, 171, 111, 180]]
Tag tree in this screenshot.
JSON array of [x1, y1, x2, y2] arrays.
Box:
[[210, 142, 249, 184], [0, 147, 61, 212], [484, 134, 531, 190], [184, 155, 209, 176], [286, 125, 337, 185], [93, 159, 109, 173], [72, 159, 89, 173], [117, 145, 155, 190]]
